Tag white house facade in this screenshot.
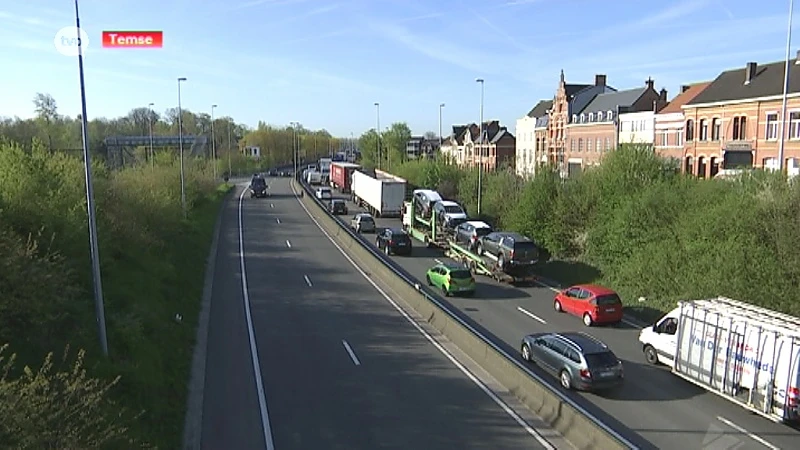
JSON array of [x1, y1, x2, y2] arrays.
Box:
[[618, 111, 656, 146], [515, 115, 537, 177]]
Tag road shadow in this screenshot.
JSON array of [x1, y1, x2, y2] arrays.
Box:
[[589, 359, 704, 402], [536, 260, 603, 288], [624, 305, 665, 324]]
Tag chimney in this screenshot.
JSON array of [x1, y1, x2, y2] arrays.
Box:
[[595, 74, 606, 87], [745, 62, 757, 84], [645, 77, 654, 90], [659, 88, 667, 102], [681, 85, 691, 93]]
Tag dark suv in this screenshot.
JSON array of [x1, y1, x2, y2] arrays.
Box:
[[476, 231, 538, 272], [520, 332, 624, 392], [328, 199, 348, 215], [375, 228, 412, 256], [249, 177, 268, 198]]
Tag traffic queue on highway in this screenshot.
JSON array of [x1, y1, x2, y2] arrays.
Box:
[[290, 158, 800, 441]]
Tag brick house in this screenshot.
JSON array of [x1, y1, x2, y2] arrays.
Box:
[[564, 78, 667, 176], [440, 125, 469, 165], [682, 55, 800, 178], [515, 99, 552, 177], [654, 82, 712, 166], [547, 71, 616, 167], [462, 120, 516, 171]]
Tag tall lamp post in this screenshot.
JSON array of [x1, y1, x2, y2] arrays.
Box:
[[290, 121, 299, 177], [148, 102, 155, 169], [476, 78, 485, 216], [74, 0, 109, 356], [374, 102, 381, 170], [177, 77, 187, 217], [211, 104, 218, 180], [227, 122, 232, 179], [778, 0, 794, 173], [439, 103, 445, 150]]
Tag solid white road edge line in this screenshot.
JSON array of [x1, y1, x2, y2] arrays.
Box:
[[716, 416, 779, 449], [237, 187, 276, 450], [304, 275, 313, 287], [291, 182, 556, 450], [285, 239, 292, 248], [517, 306, 547, 324], [342, 340, 361, 366]]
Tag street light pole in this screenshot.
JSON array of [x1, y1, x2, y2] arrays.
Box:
[[211, 104, 218, 180], [74, 0, 109, 357], [177, 77, 187, 217], [148, 102, 155, 169], [439, 103, 445, 150], [227, 122, 232, 179], [290, 122, 299, 177], [476, 78, 485, 216], [374, 102, 381, 170], [778, 0, 794, 173]]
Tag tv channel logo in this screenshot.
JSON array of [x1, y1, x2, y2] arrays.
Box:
[[54, 26, 90, 57]]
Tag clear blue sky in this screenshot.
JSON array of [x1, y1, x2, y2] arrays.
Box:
[[1, 0, 798, 137]]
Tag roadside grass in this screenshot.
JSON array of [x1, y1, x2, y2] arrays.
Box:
[[0, 137, 233, 448]]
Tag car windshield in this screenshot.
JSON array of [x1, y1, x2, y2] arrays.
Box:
[[474, 227, 491, 237], [444, 205, 464, 214], [584, 351, 619, 368], [595, 294, 621, 306], [360, 216, 374, 223], [252, 178, 266, 186], [449, 270, 472, 279]]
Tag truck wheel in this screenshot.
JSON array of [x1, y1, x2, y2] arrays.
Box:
[[644, 345, 659, 365], [476, 243, 483, 255]]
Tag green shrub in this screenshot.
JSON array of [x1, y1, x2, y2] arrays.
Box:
[[393, 146, 800, 319]]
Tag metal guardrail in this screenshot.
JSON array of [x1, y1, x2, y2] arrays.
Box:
[[297, 178, 638, 449]]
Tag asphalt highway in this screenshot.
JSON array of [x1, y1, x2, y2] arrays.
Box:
[[333, 190, 800, 450], [200, 178, 562, 450]]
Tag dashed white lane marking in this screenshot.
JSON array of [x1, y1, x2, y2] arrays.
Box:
[[517, 306, 547, 324], [285, 240, 292, 248], [303, 275, 313, 287], [276, 218, 281, 224], [342, 340, 361, 366]]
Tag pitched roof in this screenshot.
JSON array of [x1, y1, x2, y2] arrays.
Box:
[[566, 83, 592, 98], [527, 100, 553, 118], [687, 58, 800, 105], [578, 87, 648, 115], [658, 82, 712, 114]]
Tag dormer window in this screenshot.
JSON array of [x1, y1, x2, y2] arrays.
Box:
[[588, 113, 594, 122], [580, 113, 586, 123], [607, 110, 614, 121], [572, 114, 578, 123]]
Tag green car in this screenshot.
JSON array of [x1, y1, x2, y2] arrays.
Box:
[[426, 263, 476, 297]]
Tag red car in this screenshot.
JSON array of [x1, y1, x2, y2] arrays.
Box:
[[553, 284, 624, 326]]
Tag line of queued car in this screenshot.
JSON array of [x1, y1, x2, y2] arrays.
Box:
[[307, 173, 626, 392]]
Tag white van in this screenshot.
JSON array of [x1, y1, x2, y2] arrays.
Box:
[[306, 171, 323, 185], [639, 297, 800, 422]]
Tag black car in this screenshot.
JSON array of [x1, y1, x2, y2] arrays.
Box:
[[375, 228, 412, 256], [250, 177, 268, 198], [329, 199, 348, 215]]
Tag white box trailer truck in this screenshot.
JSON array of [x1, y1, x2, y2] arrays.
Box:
[[351, 169, 406, 217], [639, 297, 800, 423]]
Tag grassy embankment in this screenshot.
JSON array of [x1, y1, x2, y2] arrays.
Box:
[[0, 138, 261, 448], [391, 146, 800, 322]]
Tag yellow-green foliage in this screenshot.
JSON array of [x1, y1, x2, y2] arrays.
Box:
[[0, 344, 144, 449], [394, 147, 800, 319], [0, 137, 229, 448]]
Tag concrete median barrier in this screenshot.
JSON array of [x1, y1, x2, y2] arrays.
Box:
[[292, 180, 633, 450]]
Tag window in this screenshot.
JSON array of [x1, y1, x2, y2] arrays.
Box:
[[686, 119, 694, 140], [660, 131, 667, 146], [677, 129, 684, 146], [711, 118, 721, 141], [790, 112, 800, 139], [570, 138, 575, 152], [587, 137, 593, 152], [572, 114, 578, 123], [699, 119, 708, 141], [607, 111, 614, 121], [766, 113, 779, 140], [578, 138, 583, 152], [588, 113, 594, 122], [732, 116, 747, 140], [580, 114, 585, 123], [605, 137, 611, 151], [596, 138, 601, 152]]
